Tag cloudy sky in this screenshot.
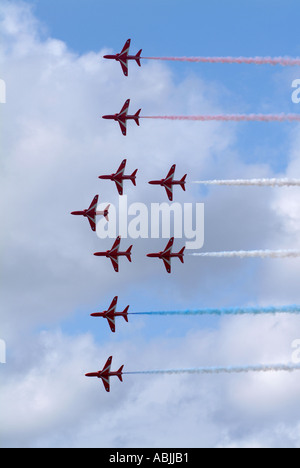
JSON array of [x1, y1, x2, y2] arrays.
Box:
[[1, 0, 300, 448]]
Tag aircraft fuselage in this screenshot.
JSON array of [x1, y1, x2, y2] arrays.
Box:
[[148, 179, 183, 186], [102, 114, 139, 121], [147, 252, 183, 259]]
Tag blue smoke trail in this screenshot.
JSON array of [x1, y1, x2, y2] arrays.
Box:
[[129, 305, 300, 317], [124, 363, 300, 376]]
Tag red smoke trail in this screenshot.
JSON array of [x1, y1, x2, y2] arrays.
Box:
[[141, 114, 300, 122], [142, 56, 300, 66]]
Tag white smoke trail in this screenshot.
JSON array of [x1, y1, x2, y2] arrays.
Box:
[[141, 114, 300, 122], [191, 250, 300, 259], [124, 363, 300, 376], [142, 56, 300, 66], [130, 305, 300, 317], [193, 178, 300, 187]]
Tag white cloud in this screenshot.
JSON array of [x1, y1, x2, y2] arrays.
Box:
[[2, 316, 300, 448]]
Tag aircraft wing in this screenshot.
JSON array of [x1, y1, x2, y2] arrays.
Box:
[[115, 159, 127, 177], [87, 215, 96, 232], [164, 185, 173, 201], [114, 160, 126, 193], [114, 178, 124, 195], [101, 375, 110, 392], [107, 296, 118, 314], [110, 256, 119, 272], [119, 40, 131, 76], [86, 195, 98, 231], [108, 238, 120, 271], [163, 165, 176, 200], [102, 356, 112, 373], [163, 257, 171, 274], [118, 119, 127, 136], [120, 39, 131, 55], [110, 236, 121, 254], [88, 195, 99, 212], [119, 99, 130, 117], [120, 60, 129, 77], [162, 237, 174, 255], [107, 315, 116, 333], [117, 100, 130, 135], [165, 164, 176, 182]]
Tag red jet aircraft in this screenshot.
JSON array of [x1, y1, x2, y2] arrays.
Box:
[[149, 164, 187, 201], [94, 236, 132, 272], [147, 237, 185, 273], [102, 99, 141, 136], [98, 159, 138, 195], [90, 296, 129, 333], [103, 39, 142, 77], [71, 195, 110, 232], [85, 356, 124, 392]]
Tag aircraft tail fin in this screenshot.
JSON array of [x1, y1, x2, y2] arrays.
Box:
[[178, 247, 185, 263], [180, 174, 187, 191], [123, 305, 129, 322], [118, 366, 124, 381], [131, 169, 138, 186], [126, 245, 133, 262], [134, 109, 141, 126], [135, 50, 142, 67]]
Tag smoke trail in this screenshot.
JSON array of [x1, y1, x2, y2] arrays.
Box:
[[141, 114, 300, 122], [124, 363, 300, 376], [193, 178, 300, 187], [129, 305, 300, 317], [191, 250, 300, 259], [142, 56, 300, 66]]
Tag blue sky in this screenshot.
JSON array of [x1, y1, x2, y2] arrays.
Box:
[[31, 0, 300, 57], [1, 0, 300, 448], [31, 0, 300, 172]]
